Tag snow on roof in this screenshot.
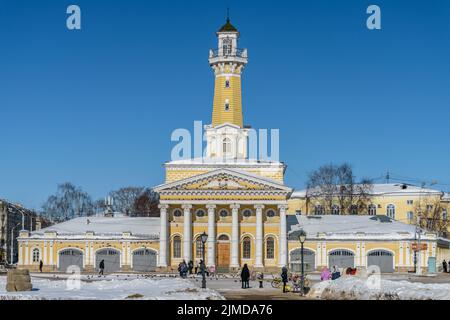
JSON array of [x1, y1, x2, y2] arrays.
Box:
[[290, 183, 443, 199], [288, 215, 436, 241], [443, 193, 450, 201], [165, 158, 284, 166], [30, 216, 160, 240]]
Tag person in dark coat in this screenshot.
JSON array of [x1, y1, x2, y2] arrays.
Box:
[[99, 259, 105, 275], [188, 260, 194, 275], [241, 264, 250, 289], [39, 260, 43, 273], [443, 260, 448, 273], [331, 266, 341, 280], [281, 266, 288, 293]]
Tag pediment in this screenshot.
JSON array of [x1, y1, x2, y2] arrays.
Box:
[[154, 169, 292, 193]]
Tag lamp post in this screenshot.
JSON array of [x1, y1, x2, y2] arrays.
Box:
[[10, 223, 21, 265], [298, 229, 307, 296], [200, 231, 208, 289]]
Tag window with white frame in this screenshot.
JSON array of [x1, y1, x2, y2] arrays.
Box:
[[173, 236, 181, 258], [224, 99, 230, 111], [314, 205, 324, 215], [32, 248, 40, 263], [266, 237, 275, 259], [368, 204, 377, 216], [331, 205, 340, 215], [407, 211, 414, 222], [243, 237, 251, 259], [443, 209, 448, 221], [195, 237, 203, 258], [223, 38, 232, 56], [407, 200, 413, 205], [387, 204, 396, 219], [222, 138, 231, 155]]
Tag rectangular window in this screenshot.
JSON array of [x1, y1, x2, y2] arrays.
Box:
[[407, 211, 414, 222], [407, 200, 413, 205], [173, 239, 181, 258], [295, 210, 302, 216]]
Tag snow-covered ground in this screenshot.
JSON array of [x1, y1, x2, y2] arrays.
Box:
[[0, 274, 224, 300], [309, 276, 450, 300]]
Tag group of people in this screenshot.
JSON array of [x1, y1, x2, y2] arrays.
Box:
[[320, 266, 342, 281], [177, 260, 218, 279]]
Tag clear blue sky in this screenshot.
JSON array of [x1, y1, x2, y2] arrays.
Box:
[[1, 0, 449, 210]]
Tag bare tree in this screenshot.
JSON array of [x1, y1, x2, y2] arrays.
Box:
[[414, 196, 448, 236], [132, 188, 159, 217], [109, 187, 145, 215], [306, 163, 373, 215], [41, 183, 94, 221]]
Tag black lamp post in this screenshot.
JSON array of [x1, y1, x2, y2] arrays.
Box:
[[200, 231, 208, 289], [298, 229, 307, 296]]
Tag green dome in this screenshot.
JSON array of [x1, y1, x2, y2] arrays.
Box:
[[218, 18, 238, 32]]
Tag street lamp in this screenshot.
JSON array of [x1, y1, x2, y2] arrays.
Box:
[[200, 231, 208, 289], [298, 229, 307, 296]]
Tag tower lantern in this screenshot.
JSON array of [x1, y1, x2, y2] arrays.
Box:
[[209, 17, 248, 128]]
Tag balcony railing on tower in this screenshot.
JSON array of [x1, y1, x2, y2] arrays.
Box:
[[209, 48, 248, 59]]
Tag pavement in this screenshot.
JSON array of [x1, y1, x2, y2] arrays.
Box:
[[189, 277, 314, 300]]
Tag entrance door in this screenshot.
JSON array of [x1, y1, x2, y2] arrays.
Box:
[[132, 249, 157, 272], [96, 248, 121, 273], [216, 235, 230, 272], [367, 250, 394, 273]]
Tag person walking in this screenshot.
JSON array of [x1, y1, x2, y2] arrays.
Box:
[[39, 260, 43, 273], [241, 264, 250, 289], [181, 260, 188, 278], [209, 265, 217, 280], [257, 272, 264, 288], [99, 259, 105, 275], [331, 266, 341, 280], [443, 260, 448, 273], [194, 261, 199, 275], [281, 266, 288, 293]]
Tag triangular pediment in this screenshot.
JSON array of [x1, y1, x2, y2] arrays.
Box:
[[154, 169, 292, 193]]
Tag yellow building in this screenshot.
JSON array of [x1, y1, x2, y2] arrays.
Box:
[[16, 18, 450, 274]]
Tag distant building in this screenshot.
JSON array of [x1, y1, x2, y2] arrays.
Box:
[[0, 199, 50, 264]]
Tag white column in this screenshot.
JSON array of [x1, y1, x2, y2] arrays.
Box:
[[278, 204, 288, 267], [182, 204, 192, 262], [254, 205, 264, 268], [85, 241, 90, 266], [399, 242, 404, 267], [158, 204, 169, 267], [230, 204, 240, 268], [43, 241, 47, 265], [206, 204, 216, 267], [361, 242, 366, 267], [49, 241, 54, 266], [25, 242, 29, 265]]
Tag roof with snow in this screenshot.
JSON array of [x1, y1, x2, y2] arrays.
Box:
[[287, 215, 437, 241], [28, 216, 160, 240], [290, 183, 444, 199]]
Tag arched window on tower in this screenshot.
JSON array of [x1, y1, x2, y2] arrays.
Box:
[[222, 138, 231, 156], [223, 38, 232, 56], [243, 237, 251, 259], [195, 237, 203, 258], [224, 99, 230, 111], [387, 204, 396, 219], [32, 248, 40, 263]]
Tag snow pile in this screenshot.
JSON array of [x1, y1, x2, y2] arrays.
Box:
[[309, 276, 450, 300], [0, 275, 224, 300]]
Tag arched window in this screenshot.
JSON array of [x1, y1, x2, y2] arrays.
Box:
[[266, 237, 275, 259], [223, 38, 232, 55], [225, 77, 230, 88], [350, 205, 358, 215], [222, 138, 231, 155], [331, 205, 340, 215], [173, 236, 181, 258], [32, 248, 40, 263], [314, 205, 324, 215], [443, 209, 448, 221], [242, 237, 251, 259], [195, 237, 203, 258], [387, 204, 396, 219], [368, 204, 377, 216], [224, 99, 230, 111]]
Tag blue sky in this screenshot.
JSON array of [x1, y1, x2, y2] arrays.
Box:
[[0, 0, 449, 209]]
